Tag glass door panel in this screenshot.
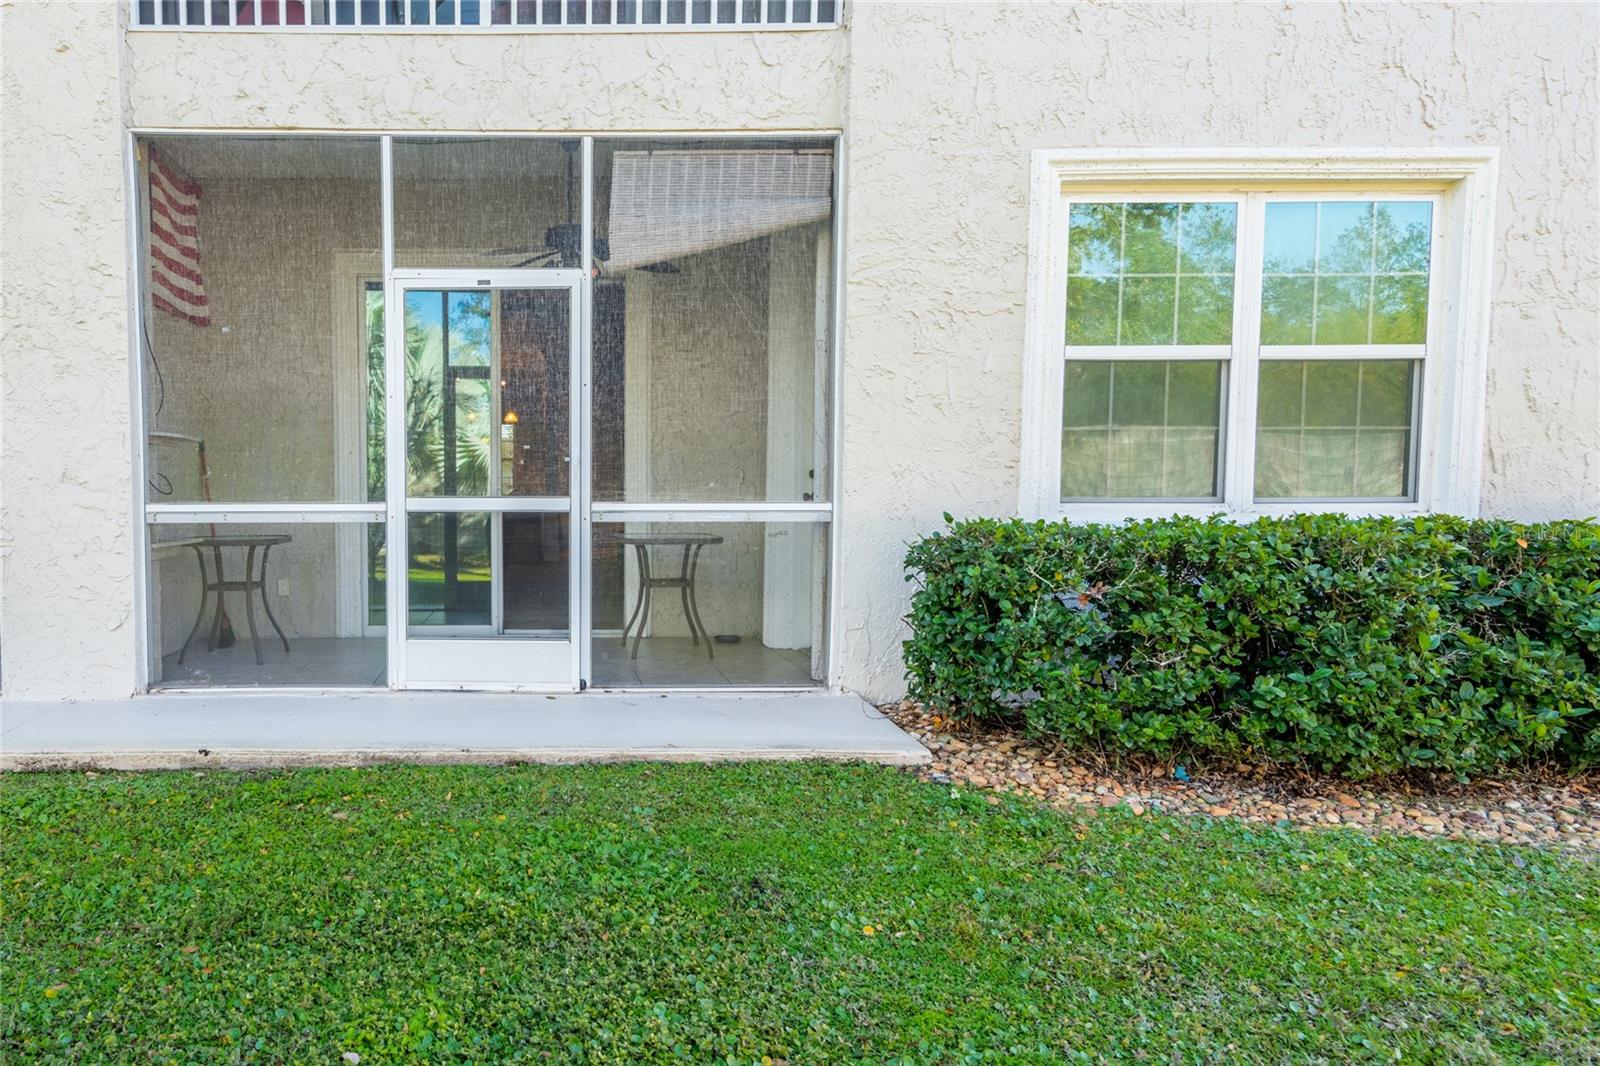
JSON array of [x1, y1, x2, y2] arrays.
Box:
[[392, 275, 581, 690], [403, 287, 572, 499], [500, 289, 573, 497], [407, 510, 493, 628]]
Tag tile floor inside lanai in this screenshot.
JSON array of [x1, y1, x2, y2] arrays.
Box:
[[160, 636, 817, 688]]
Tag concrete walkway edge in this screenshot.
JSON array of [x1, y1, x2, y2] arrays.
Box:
[[1, 690, 931, 771]]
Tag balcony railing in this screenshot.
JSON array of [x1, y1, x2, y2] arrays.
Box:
[[132, 0, 838, 29]]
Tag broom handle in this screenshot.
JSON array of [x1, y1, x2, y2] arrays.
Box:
[[198, 442, 231, 623]]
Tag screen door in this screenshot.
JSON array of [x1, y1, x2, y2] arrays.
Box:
[[387, 271, 582, 689]]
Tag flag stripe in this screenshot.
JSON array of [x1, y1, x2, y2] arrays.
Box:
[[152, 292, 210, 327], [148, 148, 208, 326], [150, 221, 200, 263], [152, 155, 202, 199], [149, 243, 205, 285], [149, 165, 199, 212], [150, 197, 199, 238], [151, 257, 207, 306]]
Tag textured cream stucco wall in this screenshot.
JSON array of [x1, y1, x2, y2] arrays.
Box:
[[1, 1, 138, 698], [124, 27, 846, 131], [835, 1, 1600, 700]]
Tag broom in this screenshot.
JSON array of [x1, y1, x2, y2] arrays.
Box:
[[198, 439, 236, 648]]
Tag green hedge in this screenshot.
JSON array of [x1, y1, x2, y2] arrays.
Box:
[[904, 514, 1600, 777]]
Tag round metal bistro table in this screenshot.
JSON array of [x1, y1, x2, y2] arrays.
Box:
[[175, 534, 293, 667], [612, 531, 724, 660]]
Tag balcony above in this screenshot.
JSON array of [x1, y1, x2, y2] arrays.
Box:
[[131, 0, 839, 30]]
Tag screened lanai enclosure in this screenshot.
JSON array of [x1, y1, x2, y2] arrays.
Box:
[[139, 134, 834, 690]]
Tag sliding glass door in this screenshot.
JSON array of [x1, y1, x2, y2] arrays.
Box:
[[388, 272, 582, 688]]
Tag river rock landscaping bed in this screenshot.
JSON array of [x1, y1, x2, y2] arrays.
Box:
[[885, 701, 1600, 852]]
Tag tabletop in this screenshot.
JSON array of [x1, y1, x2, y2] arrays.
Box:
[[610, 532, 724, 548]]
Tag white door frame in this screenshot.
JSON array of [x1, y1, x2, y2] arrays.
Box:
[[385, 269, 586, 691]]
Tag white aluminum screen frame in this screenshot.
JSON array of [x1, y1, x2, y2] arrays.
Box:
[[128, 130, 843, 693]]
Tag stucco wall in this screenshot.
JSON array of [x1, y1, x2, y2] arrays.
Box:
[[835, 1, 1600, 700], [124, 27, 846, 131], [0, 1, 137, 698]]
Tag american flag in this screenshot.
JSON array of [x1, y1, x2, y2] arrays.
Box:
[[148, 147, 209, 327]]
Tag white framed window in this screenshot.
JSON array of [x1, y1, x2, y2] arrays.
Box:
[[1020, 149, 1499, 522]]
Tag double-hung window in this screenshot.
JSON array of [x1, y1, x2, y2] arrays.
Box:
[[1023, 150, 1498, 521]]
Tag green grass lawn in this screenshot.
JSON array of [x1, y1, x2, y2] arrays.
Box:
[[3, 763, 1596, 1064]]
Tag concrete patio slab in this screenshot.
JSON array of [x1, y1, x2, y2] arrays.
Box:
[[0, 691, 929, 771]]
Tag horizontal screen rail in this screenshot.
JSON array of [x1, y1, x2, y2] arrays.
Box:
[[146, 503, 386, 523], [591, 503, 832, 523]]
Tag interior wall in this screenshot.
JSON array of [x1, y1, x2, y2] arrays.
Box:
[[633, 237, 771, 638], [647, 239, 771, 501], [146, 174, 379, 503]]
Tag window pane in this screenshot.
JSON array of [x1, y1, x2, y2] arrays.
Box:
[[1260, 200, 1432, 346], [1254, 360, 1415, 499], [1317, 201, 1374, 274], [140, 136, 381, 503], [1119, 276, 1176, 345], [1262, 202, 1317, 274], [405, 511, 570, 634], [1066, 277, 1118, 345], [392, 137, 572, 270], [591, 138, 835, 503], [500, 289, 574, 496], [407, 511, 491, 627], [1066, 203, 1121, 276], [1179, 203, 1240, 274], [1375, 201, 1434, 273], [1123, 203, 1178, 274], [1176, 275, 1233, 345], [1062, 361, 1111, 428], [403, 288, 572, 499], [364, 284, 386, 502], [590, 521, 827, 687], [503, 513, 571, 631], [1066, 201, 1237, 346], [1371, 274, 1429, 344], [1109, 361, 1167, 425], [1260, 276, 1314, 345], [149, 522, 386, 688], [1060, 360, 1222, 499], [1314, 276, 1371, 345]]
